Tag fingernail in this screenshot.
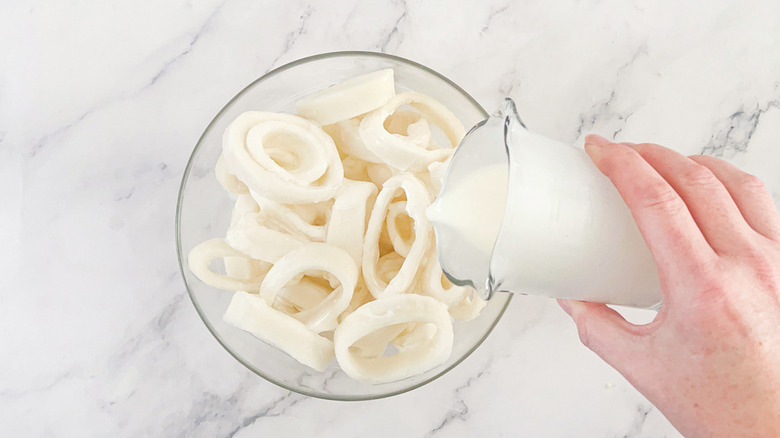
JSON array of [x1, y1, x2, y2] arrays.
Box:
[[584, 134, 615, 159]]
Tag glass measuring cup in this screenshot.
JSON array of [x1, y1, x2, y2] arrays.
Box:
[[427, 99, 662, 309]]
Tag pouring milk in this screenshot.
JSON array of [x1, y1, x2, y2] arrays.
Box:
[[427, 99, 662, 309]]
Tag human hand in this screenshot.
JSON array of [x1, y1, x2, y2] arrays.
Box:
[[558, 135, 780, 437]]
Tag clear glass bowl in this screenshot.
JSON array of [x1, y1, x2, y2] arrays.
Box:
[[175, 51, 512, 400]]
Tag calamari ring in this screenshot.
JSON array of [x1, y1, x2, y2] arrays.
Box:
[[416, 157, 452, 197], [326, 179, 377, 265], [259, 243, 358, 333], [363, 173, 431, 299], [224, 291, 334, 372], [222, 112, 343, 204], [359, 92, 466, 171], [223, 257, 271, 289], [384, 109, 433, 150], [349, 323, 410, 359], [222, 195, 270, 286], [230, 194, 260, 227], [385, 201, 414, 258], [276, 276, 331, 312], [225, 214, 306, 263], [338, 278, 373, 324], [334, 294, 453, 383], [215, 153, 249, 194], [323, 118, 383, 164], [420, 246, 486, 321], [340, 155, 372, 182], [366, 163, 397, 188], [448, 291, 487, 322], [392, 322, 438, 351], [419, 247, 468, 307], [187, 238, 262, 291], [295, 69, 395, 126], [376, 252, 405, 285], [249, 191, 329, 242]]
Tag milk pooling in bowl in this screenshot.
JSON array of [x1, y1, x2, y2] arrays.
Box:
[[428, 99, 662, 309]]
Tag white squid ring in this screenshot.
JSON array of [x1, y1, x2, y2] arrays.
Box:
[[323, 117, 383, 164], [275, 276, 331, 313], [334, 294, 453, 383], [420, 244, 486, 321], [385, 201, 414, 258], [359, 92, 466, 172], [215, 153, 249, 194], [222, 112, 344, 204], [349, 323, 410, 359], [259, 243, 358, 333], [383, 109, 433, 150], [249, 191, 329, 242], [366, 163, 397, 188], [363, 173, 431, 299], [296, 69, 395, 126], [187, 238, 263, 291], [225, 214, 306, 263], [224, 291, 334, 372], [326, 179, 377, 266], [340, 154, 372, 182]]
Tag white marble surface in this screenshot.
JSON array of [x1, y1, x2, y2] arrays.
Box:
[[3, 0, 780, 436]]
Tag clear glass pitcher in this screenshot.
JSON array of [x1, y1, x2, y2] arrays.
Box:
[[427, 99, 662, 309]]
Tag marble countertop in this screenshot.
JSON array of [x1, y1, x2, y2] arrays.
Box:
[[3, 0, 779, 436]]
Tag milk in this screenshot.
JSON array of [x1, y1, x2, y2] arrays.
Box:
[[427, 99, 662, 309], [426, 164, 508, 260]]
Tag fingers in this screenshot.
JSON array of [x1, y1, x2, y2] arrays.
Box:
[[584, 135, 718, 283], [689, 155, 780, 241], [557, 299, 651, 372], [628, 143, 756, 254]]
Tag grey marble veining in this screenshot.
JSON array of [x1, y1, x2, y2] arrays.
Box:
[[2, 0, 779, 436]]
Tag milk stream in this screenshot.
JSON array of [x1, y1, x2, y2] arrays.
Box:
[[427, 99, 662, 309]]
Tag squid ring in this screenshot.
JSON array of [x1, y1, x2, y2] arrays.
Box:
[[259, 243, 358, 333], [363, 174, 431, 299], [323, 117, 383, 163], [222, 112, 344, 204], [359, 92, 466, 172], [223, 195, 270, 284], [366, 163, 397, 188], [187, 238, 263, 291], [333, 294, 454, 383], [215, 154, 249, 194], [385, 201, 414, 258], [326, 179, 378, 265], [383, 109, 433, 150], [224, 291, 334, 372], [275, 276, 331, 313], [420, 245, 486, 321], [249, 191, 329, 242], [225, 214, 306, 263], [296, 69, 395, 126]]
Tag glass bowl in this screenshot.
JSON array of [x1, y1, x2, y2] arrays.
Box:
[[175, 51, 512, 400]]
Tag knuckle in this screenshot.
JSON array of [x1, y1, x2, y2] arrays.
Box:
[[576, 322, 593, 349], [640, 183, 684, 215], [742, 246, 780, 290], [738, 173, 767, 193], [685, 261, 730, 302], [573, 312, 596, 350], [682, 164, 720, 189]]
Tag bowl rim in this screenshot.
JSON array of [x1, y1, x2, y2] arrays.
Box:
[[175, 50, 512, 401]]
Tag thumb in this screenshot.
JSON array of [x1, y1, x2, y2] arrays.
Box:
[[558, 299, 650, 372]]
